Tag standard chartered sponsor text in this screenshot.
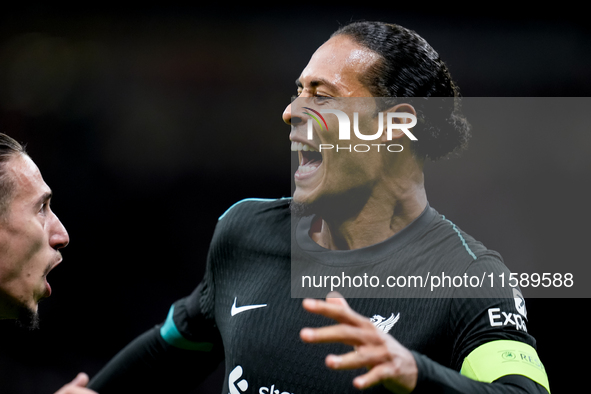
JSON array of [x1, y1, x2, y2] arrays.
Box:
[[300, 272, 573, 292]]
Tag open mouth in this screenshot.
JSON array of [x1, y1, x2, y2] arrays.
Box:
[[42, 257, 61, 297], [292, 142, 323, 174], [42, 267, 52, 297]]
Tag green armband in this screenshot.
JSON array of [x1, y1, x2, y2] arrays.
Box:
[[160, 305, 214, 351], [460, 340, 550, 393]]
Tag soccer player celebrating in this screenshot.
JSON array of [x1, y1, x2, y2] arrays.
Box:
[[89, 22, 550, 393], [0, 133, 97, 394]]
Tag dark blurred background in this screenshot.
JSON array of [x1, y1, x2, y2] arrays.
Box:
[[0, 5, 589, 394]]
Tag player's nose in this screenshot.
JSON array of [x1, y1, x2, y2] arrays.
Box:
[[282, 101, 304, 126], [49, 212, 69, 250], [282, 102, 293, 125]]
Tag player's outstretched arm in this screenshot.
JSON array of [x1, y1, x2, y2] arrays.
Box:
[[54, 373, 97, 394], [88, 324, 222, 393], [300, 293, 549, 394], [89, 281, 223, 393]]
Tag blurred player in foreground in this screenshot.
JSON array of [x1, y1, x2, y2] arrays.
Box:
[[89, 21, 550, 393], [0, 133, 97, 393]]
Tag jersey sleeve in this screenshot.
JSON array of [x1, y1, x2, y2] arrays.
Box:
[[409, 254, 550, 393], [159, 270, 221, 351], [432, 254, 551, 393], [412, 351, 549, 393]]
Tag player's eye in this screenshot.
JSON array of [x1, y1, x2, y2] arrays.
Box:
[[39, 201, 49, 215], [314, 94, 332, 104]]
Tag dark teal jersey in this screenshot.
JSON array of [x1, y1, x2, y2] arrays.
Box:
[[90, 198, 550, 394]]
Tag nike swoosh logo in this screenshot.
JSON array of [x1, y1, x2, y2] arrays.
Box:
[[231, 297, 267, 316]]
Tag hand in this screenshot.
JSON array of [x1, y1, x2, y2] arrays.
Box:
[[300, 292, 418, 393], [54, 372, 98, 394]]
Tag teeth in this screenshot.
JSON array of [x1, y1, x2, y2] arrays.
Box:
[[297, 165, 318, 173], [291, 141, 317, 152]]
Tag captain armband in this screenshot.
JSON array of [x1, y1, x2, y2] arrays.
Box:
[[159, 304, 214, 351], [460, 340, 550, 393]]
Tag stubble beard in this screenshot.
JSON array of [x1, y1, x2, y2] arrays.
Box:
[[290, 186, 372, 221], [289, 195, 335, 219], [289, 199, 316, 218], [15, 304, 40, 331]]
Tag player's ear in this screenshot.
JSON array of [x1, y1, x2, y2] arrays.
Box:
[[380, 102, 417, 142]]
